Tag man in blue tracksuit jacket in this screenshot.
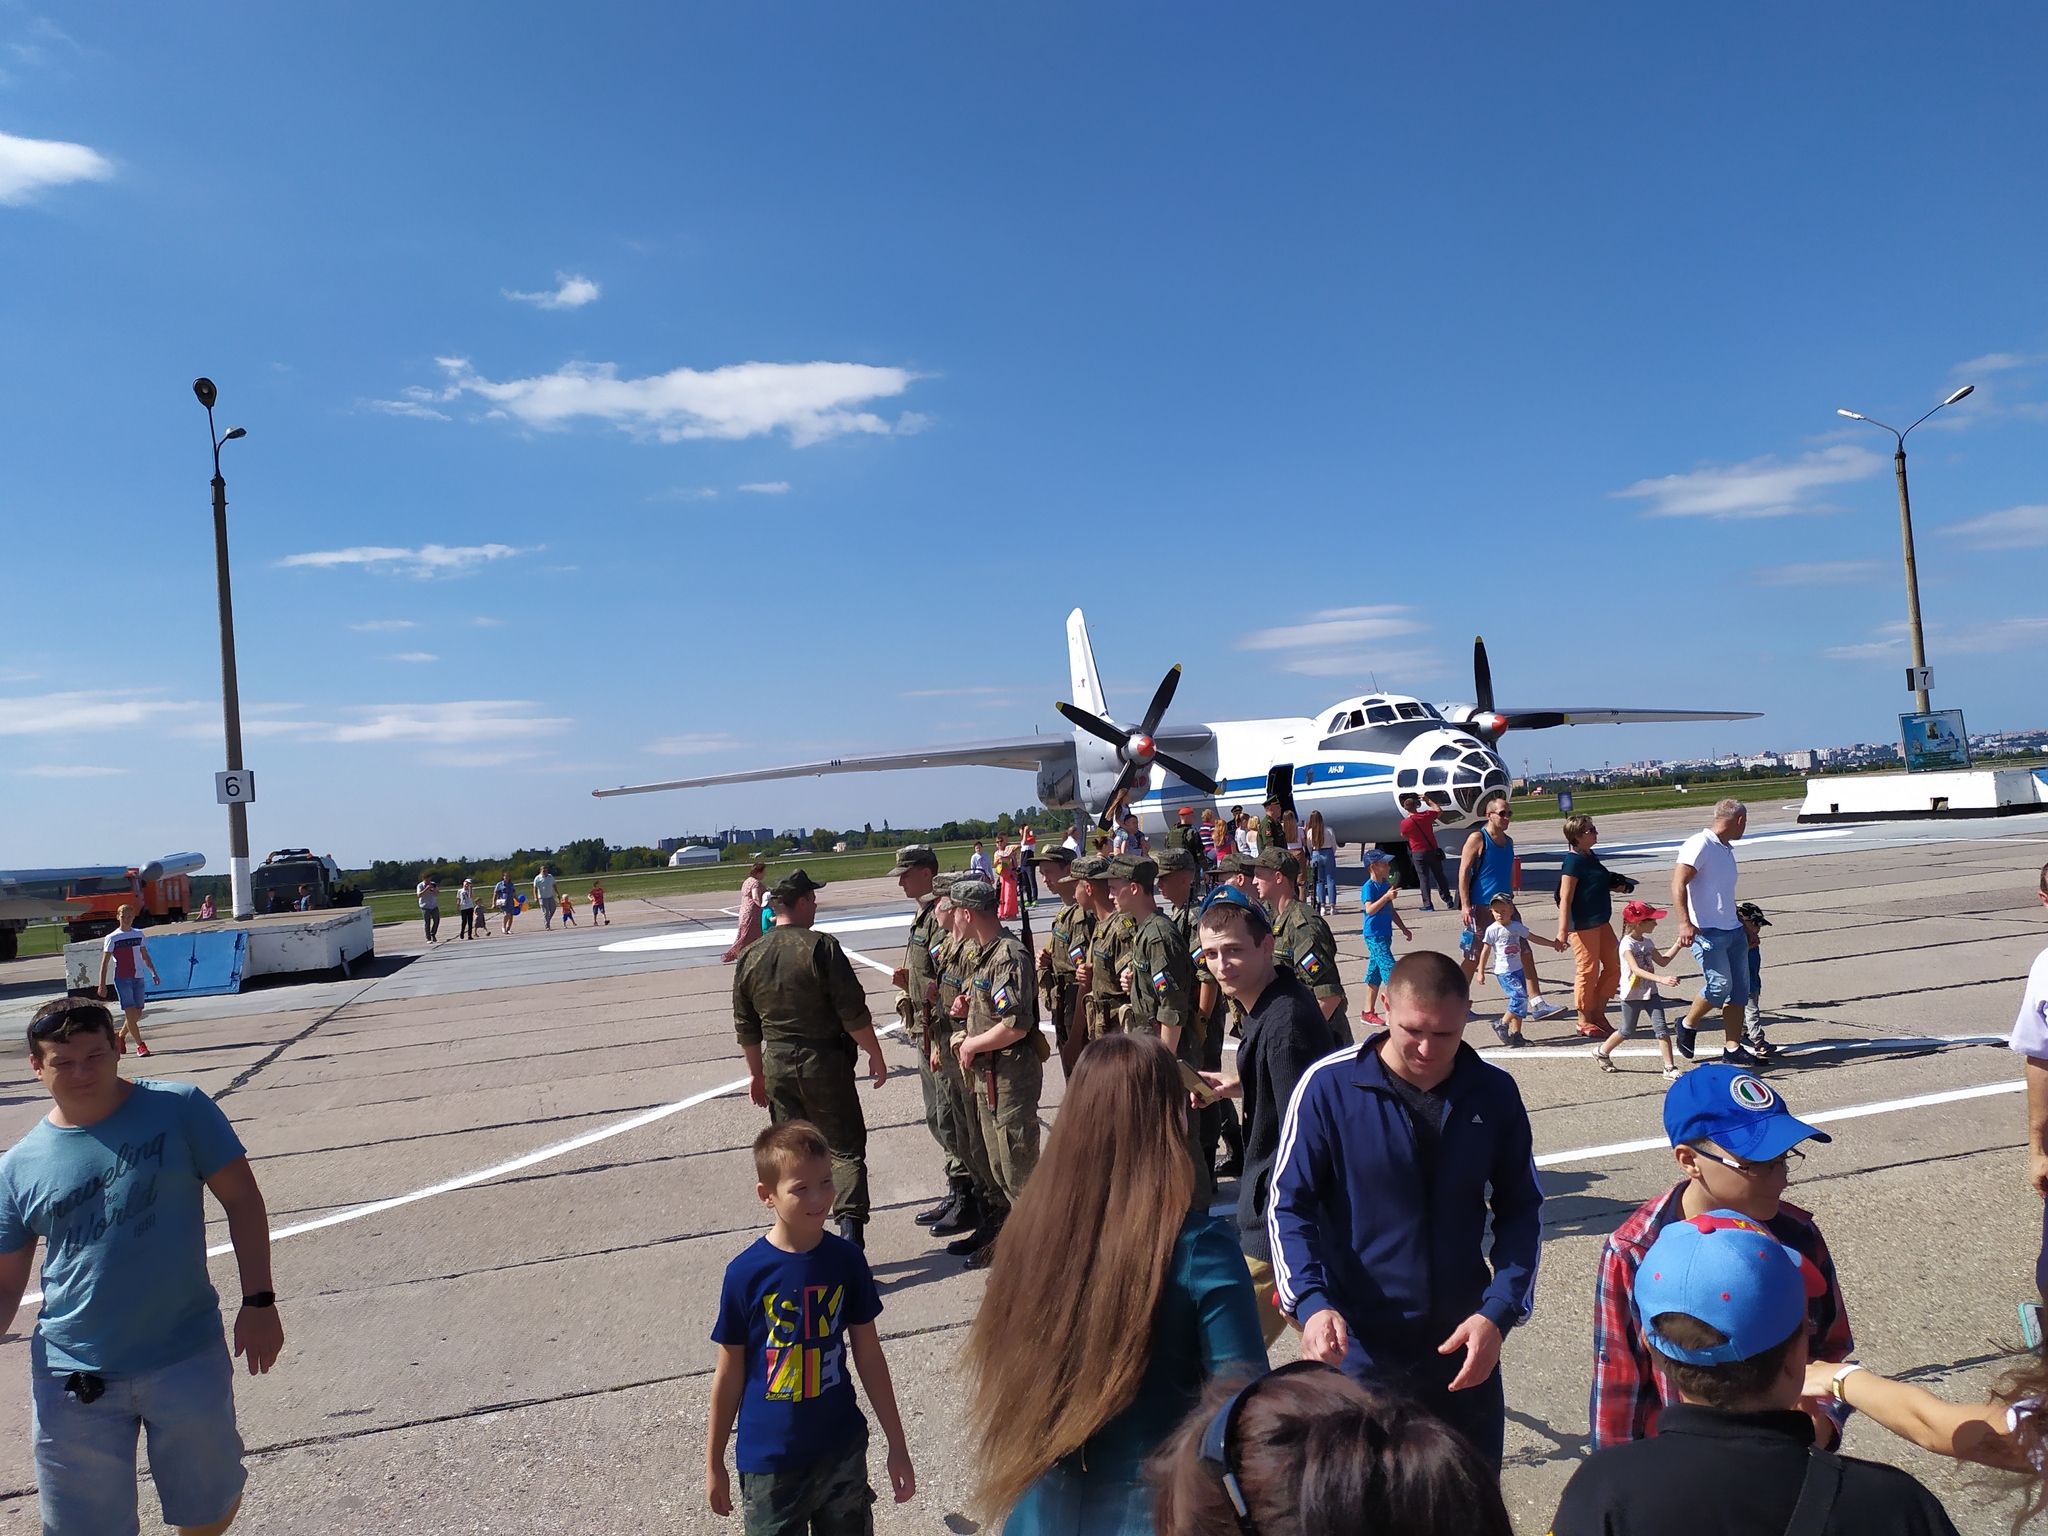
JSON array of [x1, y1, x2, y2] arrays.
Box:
[[1267, 949, 1542, 1468]]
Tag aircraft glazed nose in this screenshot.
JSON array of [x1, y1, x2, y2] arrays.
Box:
[[1392, 731, 1511, 822]]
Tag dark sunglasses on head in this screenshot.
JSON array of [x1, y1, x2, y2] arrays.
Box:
[[29, 1000, 112, 1037]]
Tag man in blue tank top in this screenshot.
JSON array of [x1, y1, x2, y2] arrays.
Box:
[[1458, 795, 1518, 985]]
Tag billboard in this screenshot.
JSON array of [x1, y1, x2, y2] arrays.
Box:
[[1899, 710, 1970, 773]]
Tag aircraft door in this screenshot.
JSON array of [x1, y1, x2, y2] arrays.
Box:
[[1264, 764, 1295, 816]]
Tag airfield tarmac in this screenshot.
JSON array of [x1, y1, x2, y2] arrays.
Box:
[[0, 802, 2045, 1534]]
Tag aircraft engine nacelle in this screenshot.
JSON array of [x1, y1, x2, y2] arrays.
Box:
[[1035, 759, 1078, 810], [1071, 728, 1125, 817], [1390, 729, 1512, 827]]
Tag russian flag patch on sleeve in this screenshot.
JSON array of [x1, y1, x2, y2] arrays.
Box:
[[1151, 969, 1171, 995]]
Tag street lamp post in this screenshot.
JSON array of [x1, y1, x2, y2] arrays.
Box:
[[1837, 384, 1974, 716], [193, 379, 253, 917]]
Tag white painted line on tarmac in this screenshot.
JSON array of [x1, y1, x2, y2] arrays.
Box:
[[1535, 1077, 2025, 1168], [1483, 1033, 2006, 1061], [599, 911, 914, 953]]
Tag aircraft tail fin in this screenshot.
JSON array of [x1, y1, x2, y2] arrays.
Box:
[[1067, 608, 1107, 719]]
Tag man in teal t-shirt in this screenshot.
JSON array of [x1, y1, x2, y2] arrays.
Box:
[[0, 998, 285, 1536]]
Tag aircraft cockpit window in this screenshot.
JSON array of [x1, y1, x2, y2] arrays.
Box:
[[1430, 745, 1461, 762], [1329, 712, 1349, 733], [1347, 710, 1366, 728], [1426, 790, 1453, 809], [1422, 766, 1450, 785], [1395, 702, 1425, 720], [1365, 705, 1397, 725], [1396, 769, 1419, 787], [1419, 703, 1442, 719]]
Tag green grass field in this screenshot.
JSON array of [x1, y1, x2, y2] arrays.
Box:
[[1504, 783, 1810, 822]]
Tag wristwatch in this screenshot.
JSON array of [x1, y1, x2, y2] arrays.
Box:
[[1829, 1362, 1864, 1401], [242, 1291, 276, 1309]]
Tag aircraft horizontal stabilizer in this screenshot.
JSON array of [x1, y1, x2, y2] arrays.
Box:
[[1496, 707, 1764, 729], [592, 735, 1072, 798]]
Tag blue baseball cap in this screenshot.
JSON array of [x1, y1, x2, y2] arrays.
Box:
[[1200, 884, 1264, 920], [1362, 847, 1393, 865], [1662, 1063, 1830, 1162], [1635, 1209, 1825, 1364]]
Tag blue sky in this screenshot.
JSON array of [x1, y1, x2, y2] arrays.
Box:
[[5, 4, 2047, 867]]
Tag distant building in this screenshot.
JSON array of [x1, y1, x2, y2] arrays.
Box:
[[1783, 750, 1818, 771], [668, 845, 720, 867]]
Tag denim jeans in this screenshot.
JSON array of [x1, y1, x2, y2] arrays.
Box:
[[1310, 847, 1338, 907]]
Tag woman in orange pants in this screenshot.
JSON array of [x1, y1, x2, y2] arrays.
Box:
[[1556, 813, 1622, 1039]]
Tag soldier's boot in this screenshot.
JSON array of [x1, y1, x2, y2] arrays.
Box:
[[932, 1190, 981, 1239], [946, 1202, 1002, 1257], [916, 1177, 970, 1227], [962, 1211, 1006, 1270], [837, 1217, 865, 1249]]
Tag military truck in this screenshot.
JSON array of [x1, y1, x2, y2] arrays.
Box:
[[250, 849, 363, 914]]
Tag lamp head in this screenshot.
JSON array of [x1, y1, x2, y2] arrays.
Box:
[[192, 378, 218, 410], [1836, 409, 1864, 420], [223, 427, 246, 441], [1944, 384, 1975, 406]]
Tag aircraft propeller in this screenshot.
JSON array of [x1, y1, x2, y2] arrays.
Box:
[[1464, 636, 1564, 739], [1057, 663, 1220, 827]]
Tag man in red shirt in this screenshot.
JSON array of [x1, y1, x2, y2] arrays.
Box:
[[1399, 794, 1455, 911]]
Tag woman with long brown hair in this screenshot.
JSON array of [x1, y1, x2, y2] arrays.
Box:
[[963, 1033, 1265, 1533]]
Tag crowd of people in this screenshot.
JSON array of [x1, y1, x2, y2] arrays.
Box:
[[411, 863, 612, 944], [708, 797, 2048, 1536]]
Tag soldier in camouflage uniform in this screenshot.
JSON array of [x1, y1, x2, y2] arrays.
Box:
[[1033, 844, 1089, 1077], [1163, 804, 1207, 878], [1212, 849, 1259, 899], [1075, 855, 1130, 1043], [1259, 796, 1293, 856], [732, 869, 889, 1245], [948, 879, 1044, 1269], [1108, 852, 1212, 1206], [1253, 847, 1352, 1047], [888, 845, 974, 1231], [930, 881, 1002, 1253], [1159, 846, 1242, 1177]]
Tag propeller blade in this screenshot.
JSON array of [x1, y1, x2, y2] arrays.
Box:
[[1137, 665, 1182, 738], [1097, 760, 1143, 829], [1152, 749, 1220, 796], [1473, 637, 1494, 714], [1057, 700, 1129, 747]]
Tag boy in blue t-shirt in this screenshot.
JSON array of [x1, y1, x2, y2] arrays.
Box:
[[709, 1121, 914, 1533], [1356, 848, 1413, 1027]]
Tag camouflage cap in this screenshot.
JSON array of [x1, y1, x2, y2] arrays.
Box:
[[1154, 846, 1197, 875], [1253, 846, 1300, 880], [949, 879, 998, 912], [1071, 854, 1112, 881], [1032, 844, 1077, 868], [1213, 851, 1258, 877], [886, 844, 939, 875], [1107, 854, 1158, 885], [932, 871, 961, 894], [769, 868, 825, 904]]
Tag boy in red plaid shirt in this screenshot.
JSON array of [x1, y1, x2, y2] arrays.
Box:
[[1589, 1062, 1854, 1449]]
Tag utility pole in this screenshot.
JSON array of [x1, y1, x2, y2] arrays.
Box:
[[194, 379, 254, 917]]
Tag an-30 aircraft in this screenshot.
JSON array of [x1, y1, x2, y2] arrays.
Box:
[[593, 610, 1758, 846]]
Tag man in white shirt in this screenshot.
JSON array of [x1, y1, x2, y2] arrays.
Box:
[[2012, 861, 2048, 1295], [1670, 799, 1754, 1066], [532, 866, 557, 930]]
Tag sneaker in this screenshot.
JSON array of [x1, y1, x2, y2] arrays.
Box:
[[1722, 1045, 1763, 1068], [1597, 1054, 1620, 1074], [134, 1042, 151, 1057], [1662, 1066, 1684, 1081], [1420, 904, 1435, 913], [1491, 1021, 1513, 1047], [1507, 1031, 1529, 1048], [1358, 1010, 1384, 1028], [1675, 1027, 1696, 1060], [1530, 998, 1567, 1020]]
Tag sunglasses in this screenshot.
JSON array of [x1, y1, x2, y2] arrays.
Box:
[[29, 999, 114, 1038], [1691, 1143, 1803, 1177]]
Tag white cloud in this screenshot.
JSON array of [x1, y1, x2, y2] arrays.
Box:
[[0, 129, 112, 204], [367, 397, 451, 422], [504, 273, 601, 310], [738, 481, 791, 494], [278, 543, 526, 577], [899, 685, 1016, 698], [1826, 615, 2048, 660], [471, 616, 505, 627], [384, 652, 439, 663], [1235, 608, 1436, 680], [1954, 351, 2044, 375], [426, 356, 918, 446], [653, 486, 719, 501], [0, 691, 199, 735], [1941, 504, 2048, 551], [1615, 445, 1884, 519], [1746, 561, 1882, 586], [349, 619, 416, 631], [17, 764, 129, 778], [239, 700, 571, 746], [1280, 647, 1447, 680], [645, 733, 747, 755]]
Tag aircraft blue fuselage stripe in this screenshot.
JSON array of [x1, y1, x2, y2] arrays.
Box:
[[1132, 761, 1395, 808]]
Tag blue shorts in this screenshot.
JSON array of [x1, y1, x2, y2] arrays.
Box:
[[1496, 970, 1529, 1019], [32, 1339, 246, 1533], [112, 976, 146, 1011], [1363, 935, 1396, 989], [1692, 927, 1753, 1008]]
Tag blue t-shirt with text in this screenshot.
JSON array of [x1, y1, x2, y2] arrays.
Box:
[[0, 1079, 246, 1377], [1362, 878, 1395, 941], [711, 1232, 882, 1473]]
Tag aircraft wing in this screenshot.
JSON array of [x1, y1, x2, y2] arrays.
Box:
[[592, 734, 1073, 798], [1497, 707, 1763, 730]]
